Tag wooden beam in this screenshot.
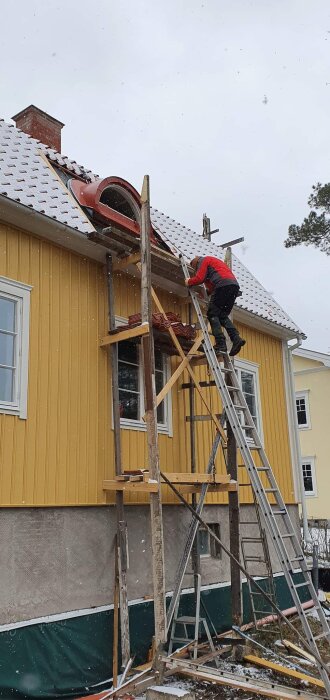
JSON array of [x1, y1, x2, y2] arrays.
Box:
[[106, 254, 130, 666], [283, 639, 316, 664], [244, 654, 324, 689], [103, 480, 159, 493], [140, 174, 167, 654], [149, 286, 227, 445], [112, 540, 119, 689], [113, 252, 141, 271], [164, 658, 321, 700], [161, 472, 230, 484], [100, 323, 149, 347], [178, 481, 238, 494], [155, 333, 202, 408]]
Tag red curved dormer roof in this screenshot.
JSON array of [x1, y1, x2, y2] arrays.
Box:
[[70, 176, 158, 243]]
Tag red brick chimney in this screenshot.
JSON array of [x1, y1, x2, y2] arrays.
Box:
[[12, 105, 64, 152]]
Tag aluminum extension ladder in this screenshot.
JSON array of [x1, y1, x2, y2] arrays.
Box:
[[181, 256, 330, 696]]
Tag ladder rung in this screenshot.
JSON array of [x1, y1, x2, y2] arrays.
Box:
[[273, 509, 287, 515], [282, 532, 295, 539], [256, 466, 270, 471], [171, 637, 193, 644], [265, 488, 278, 493], [233, 404, 247, 411], [221, 367, 234, 373], [294, 581, 309, 589], [290, 555, 305, 562]]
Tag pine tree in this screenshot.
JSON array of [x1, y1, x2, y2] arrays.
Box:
[[284, 183, 330, 255]]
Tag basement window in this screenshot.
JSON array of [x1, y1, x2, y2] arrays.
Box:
[[198, 524, 221, 559], [116, 326, 172, 435], [0, 277, 32, 419]]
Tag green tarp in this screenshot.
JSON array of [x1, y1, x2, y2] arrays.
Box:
[[0, 573, 306, 698]]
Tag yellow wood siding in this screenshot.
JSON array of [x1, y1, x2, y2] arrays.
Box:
[[0, 223, 295, 506]]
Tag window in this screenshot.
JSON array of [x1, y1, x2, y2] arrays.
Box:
[[0, 277, 31, 418], [301, 458, 317, 497], [234, 360, 263, 440], [197, 524, 221, 559], [117, 338, 171, 434], [295, 391, 311, 429]]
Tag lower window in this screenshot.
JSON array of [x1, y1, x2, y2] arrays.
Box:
[[198, 523, 221, 559], [118, 339, 171, 434], [301, 458, 317, 497]]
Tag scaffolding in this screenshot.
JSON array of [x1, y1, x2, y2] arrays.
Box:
[[99, 175, 330, 698]]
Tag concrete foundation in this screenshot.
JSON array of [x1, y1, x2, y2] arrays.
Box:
[[0, 503, 300, 624]]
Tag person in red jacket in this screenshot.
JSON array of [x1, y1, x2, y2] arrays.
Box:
[[185, 255, 246, 356]]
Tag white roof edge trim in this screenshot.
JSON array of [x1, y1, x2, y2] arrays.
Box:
[[293, 347, 330, 367]]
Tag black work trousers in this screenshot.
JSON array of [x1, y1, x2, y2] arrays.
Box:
[[207, 285, 240, 344]]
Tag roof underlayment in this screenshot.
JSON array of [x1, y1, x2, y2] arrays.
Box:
[[0, 118, 304, 337]]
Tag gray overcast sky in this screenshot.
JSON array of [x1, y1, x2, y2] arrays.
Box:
[[1, 0, 330, 351]]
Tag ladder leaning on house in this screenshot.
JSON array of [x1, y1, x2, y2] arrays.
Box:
[[181, 255, 330, 697]]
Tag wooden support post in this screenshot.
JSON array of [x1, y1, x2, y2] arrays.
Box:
[[106, 254, 131, 667], [140, 176, 167, 654], [112, 538, 119, 689], [225, 245, 242, 628]]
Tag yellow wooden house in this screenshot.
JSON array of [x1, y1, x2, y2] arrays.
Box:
[[0, 106, 306, 698]]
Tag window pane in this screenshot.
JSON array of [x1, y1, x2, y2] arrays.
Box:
[[155, 365, 165, 423], [198, 528, 210, 556], [302, 463, 314, 493], [119, 390, 139, 420], [155, 350, 163, 371], [118, 362, 139, 392], [0, 367, 14, 402], [240, 370, 258, 430], [241, 371, 254, 395], [0, 297, 16, 332], [0, 333, 15, 367], [296, 398, 307, 425], [118, 341, 138, 365]]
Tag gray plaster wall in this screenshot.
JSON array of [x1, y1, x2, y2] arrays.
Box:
[[0, 503, 300, 624]]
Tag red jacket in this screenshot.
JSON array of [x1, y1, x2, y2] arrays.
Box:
[[188, 256, 238, 294]]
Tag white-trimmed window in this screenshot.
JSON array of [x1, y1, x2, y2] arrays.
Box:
[[0, 277, 32, 419], [301, 457, 317, 497], [117, 327, 172, 435], [295, 391, 311, 429], [234, 359, 263, 440]]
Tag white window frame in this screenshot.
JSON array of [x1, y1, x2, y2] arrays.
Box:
[[0, 276, 32, 419], [115, 316, 172, 436], [301, 457, 317, 497], [295, 391, 311, 430], [234, 358, 264, 444]]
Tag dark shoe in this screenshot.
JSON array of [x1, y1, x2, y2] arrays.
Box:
[[229, 337, 246, 356], [214, 342, 227, 355]]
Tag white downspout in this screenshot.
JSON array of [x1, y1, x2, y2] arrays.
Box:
[[285, 336, 310, 543]]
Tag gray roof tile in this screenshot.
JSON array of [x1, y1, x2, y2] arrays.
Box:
[[0, 118, 303, 336], [151, 208, 303, 336], [0, 120, 95, 234]]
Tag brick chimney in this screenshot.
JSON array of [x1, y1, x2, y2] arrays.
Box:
[[12, 105, 64, 152]]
